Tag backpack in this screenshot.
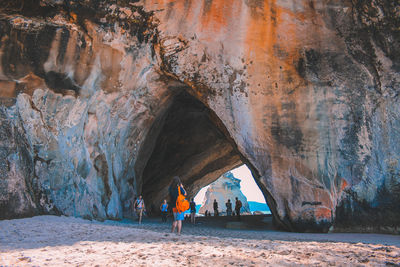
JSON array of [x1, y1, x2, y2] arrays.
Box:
[[136, 199, 144, 209], [176, 186, 189, 212]]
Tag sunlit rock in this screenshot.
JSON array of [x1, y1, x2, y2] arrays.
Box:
[[199, 172, 250, 215], [0, 0, 398, 233]]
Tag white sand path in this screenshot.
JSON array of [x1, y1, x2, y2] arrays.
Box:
[[0, 216, 399, 266]]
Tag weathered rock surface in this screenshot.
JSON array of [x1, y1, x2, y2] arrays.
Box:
[[0, 0, 399, 233], [199, 172, 250, 215]]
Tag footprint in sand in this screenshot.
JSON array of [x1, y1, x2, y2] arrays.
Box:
[[18, 256, 31, 262]]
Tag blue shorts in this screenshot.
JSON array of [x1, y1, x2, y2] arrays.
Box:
[[173, 211, 184, 221]]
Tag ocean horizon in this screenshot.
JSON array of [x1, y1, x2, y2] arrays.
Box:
[[186, 201, 271, 215]]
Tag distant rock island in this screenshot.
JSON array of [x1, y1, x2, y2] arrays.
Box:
[[199, 172, 251, 215]]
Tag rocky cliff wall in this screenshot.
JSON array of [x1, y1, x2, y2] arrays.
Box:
[[0, 0, 241, 221], [0, 0, 398, 233], [0, 0, 176, 220], [141, 0, 400, 233]]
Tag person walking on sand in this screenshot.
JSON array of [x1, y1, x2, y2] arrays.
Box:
[[169, 176, 187, 235], [213, 199, 219, 216], [235, 197, 242, 221], [160, 199, 168, 222], [226, 199, 232, 216], [134, 195, 145, 224], [190, 198, 196, 224]]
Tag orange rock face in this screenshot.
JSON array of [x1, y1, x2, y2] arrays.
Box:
[[142, 0, 400, 232], [0, 0, 398, 232]]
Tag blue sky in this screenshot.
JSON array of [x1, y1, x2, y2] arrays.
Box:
[[194, 164, 266, 204]]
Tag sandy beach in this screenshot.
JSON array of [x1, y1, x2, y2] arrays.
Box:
[[0, 215, 399, 266]]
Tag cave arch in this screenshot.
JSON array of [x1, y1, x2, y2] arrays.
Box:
[[195, 164, 271, 216], [135, 89, 273, 220], [0, 0, 398, 235]]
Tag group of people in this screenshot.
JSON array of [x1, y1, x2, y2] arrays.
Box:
[[132, 176, 244, 235], [212, 198, 242, 219], [132, 176, 188, 234]]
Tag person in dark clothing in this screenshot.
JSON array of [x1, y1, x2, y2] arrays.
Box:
[[225, 199, 232, 216], [190, 198, 196, 224], [213, 199, 219, 216], [235, 197, 242, 221], [169, 176, 186, 235]]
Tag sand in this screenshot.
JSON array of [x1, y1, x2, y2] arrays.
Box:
[[0, 215, 399, 266]]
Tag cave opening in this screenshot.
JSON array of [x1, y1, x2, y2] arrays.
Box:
[[136, 89, 269, 217], [193, 164, 271, 216]]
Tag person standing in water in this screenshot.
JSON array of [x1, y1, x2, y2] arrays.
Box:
[[134, 195, 145, 224], [189, 198, 196, 224], [160, 199, 168, 222], [169, 176, 186, 235]]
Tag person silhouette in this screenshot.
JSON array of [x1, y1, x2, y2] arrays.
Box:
[[213, 199, 219, 216], [226, 199, 232, 216], [235, 197, 242, 221], [190, 198, 196, 224]]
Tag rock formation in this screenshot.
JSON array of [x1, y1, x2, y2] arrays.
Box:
[[0, 0, 399, 233], [199, 171, 250, 215]]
